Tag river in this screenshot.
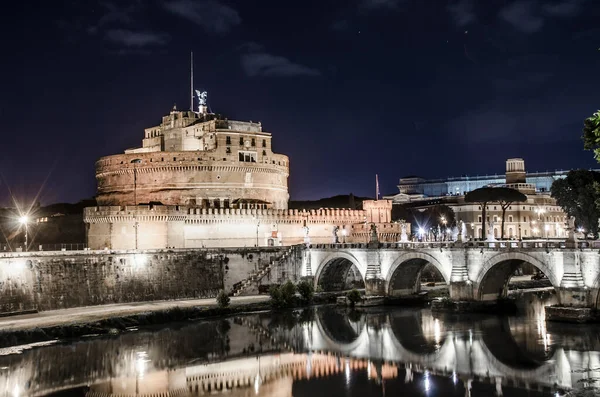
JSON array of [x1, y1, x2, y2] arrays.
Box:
[[1, 292, 599, 396]]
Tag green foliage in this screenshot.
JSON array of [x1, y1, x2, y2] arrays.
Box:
[[465, 187, 526, 239], [216, 290, 230, 308], [582, 110, 600, 162], [269, 285, 283, 306], [297, 280, 314, 302], [280, 280, 297, 303], [269, 281, 297, 308], [346, 289, 362, 307], [551, 170, 600, 238]]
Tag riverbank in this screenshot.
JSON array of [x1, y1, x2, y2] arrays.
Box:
[[0, 294, 341, 349]]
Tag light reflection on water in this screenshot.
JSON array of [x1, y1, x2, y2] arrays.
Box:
[[0, 292, 597, 397]]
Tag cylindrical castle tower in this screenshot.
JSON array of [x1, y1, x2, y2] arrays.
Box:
[[94, 107, 290, 209]]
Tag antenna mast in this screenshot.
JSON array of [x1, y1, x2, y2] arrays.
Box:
[[190, 51, 194, 111]]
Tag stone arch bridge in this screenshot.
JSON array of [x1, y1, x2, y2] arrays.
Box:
[[301, 241, 600, 308]]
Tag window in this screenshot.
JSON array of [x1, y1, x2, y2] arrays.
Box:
[[508, 215, 513, 222], [226, 136, 231, 145], [238, 151, 257, 163], [478, 215, 482, 222], [226, 147, 231, 154], [262, 150, 266, 156], [523, 216, 527, 222], [262, 139, 266, 147], [251, 138, 255, 147], [239, 137, 244, 145]]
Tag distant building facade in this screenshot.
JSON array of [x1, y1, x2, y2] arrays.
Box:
[[385, 158, 571, 240], [85, 102, 399, 249]]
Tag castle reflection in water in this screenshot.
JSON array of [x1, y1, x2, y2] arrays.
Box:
[[1, 295, 598, 397]]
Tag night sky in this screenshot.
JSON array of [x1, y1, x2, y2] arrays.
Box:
[[2, 0, 600, 206]]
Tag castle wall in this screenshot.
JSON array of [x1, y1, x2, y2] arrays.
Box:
[[0, 248, 289, 312], [95, 152, 289, 209], [85, 206, 401, 250]]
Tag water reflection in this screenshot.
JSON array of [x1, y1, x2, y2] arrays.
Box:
[[0, 293, 598, 396]]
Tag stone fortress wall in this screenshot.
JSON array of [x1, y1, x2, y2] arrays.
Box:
[[0, 247, 292, 313], [85, 102, 401, 250], [85, 205, 402, 250]]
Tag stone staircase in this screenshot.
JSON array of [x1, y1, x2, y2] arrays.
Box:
[[230, 246, 298, 297]]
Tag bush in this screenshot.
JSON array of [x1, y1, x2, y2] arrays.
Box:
[[280, 280, 297, 305], [269, 281, 297, 308], [346, 289, 362, 307], [297, 280, 314, 302], [269, 285, 283, 307], [217, 290, 230, 308]]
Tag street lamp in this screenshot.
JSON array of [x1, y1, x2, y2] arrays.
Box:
[[256, 219, 261, 247], [19, 216, 29, 252], [131, 159, 142, 205], [130, 159, 142, 250]]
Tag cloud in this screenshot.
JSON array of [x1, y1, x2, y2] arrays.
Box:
[[162, 0, 241, 34], [499, 1, 544, 33], [331, 19, 350, 31], [105, 29, 169, 47], [359, 0, 403, 9], [542, 0, 586, 17], [241, 53, 321, 77], [88, 1, 141, 34], [447, 0, 476, 28]]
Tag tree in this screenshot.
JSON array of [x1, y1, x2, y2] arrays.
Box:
[[493, 187, 527, 239], [465, 187, 527, 239], [217, 290, 230, 308], [297, 280, 314, 303], [465, 187, 495, 240], [551, 170, 600, 238], [582, 110, 600, 161]]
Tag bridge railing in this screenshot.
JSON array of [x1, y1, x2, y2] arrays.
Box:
[[308, 240, 600, 250]]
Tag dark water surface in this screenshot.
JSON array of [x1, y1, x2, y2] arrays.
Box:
[[2, 292, 600, 397]]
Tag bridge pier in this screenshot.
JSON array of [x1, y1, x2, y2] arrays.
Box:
[[365, 278, 386, 296]]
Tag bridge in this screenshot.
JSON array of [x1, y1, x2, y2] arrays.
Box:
[[302, 240, 600, 310]]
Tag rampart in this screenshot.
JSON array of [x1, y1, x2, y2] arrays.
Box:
[[84, 205, 402, 250], [0, 247, 291, 313]]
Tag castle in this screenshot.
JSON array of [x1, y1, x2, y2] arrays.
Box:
[[84, 97, 400, 249]]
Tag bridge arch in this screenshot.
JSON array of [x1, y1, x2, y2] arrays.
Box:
[[314, 252, 365, 292], [475, 252, 559, 301], [385, 252, 450, 296]]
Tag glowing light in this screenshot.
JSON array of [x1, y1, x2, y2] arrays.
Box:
[[254, 374, 261, 394], [18, 216, 28, 225], [367, 360, 372, 380], [345, 359, 351, 385], [469, 329, 473, 345], [418, 228, 425, 236], [578, 227, 585, 233], [135, 351, 149, 378], [12, 386, 19, 397], [133, 254, 147, 268], [452, 371, 457, 385], [433, 319, 441, 345], [423, 370, 431, 393]]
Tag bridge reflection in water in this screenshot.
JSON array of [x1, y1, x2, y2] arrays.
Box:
[[1, 298, 598, 397]]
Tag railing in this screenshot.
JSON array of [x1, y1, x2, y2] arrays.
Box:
[[308, 239, 600, 250], [0, 243, 88, 252]]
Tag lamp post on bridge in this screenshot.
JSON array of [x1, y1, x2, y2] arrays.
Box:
[[131, 158, 142, 250], [19, 216, 29, 252]]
